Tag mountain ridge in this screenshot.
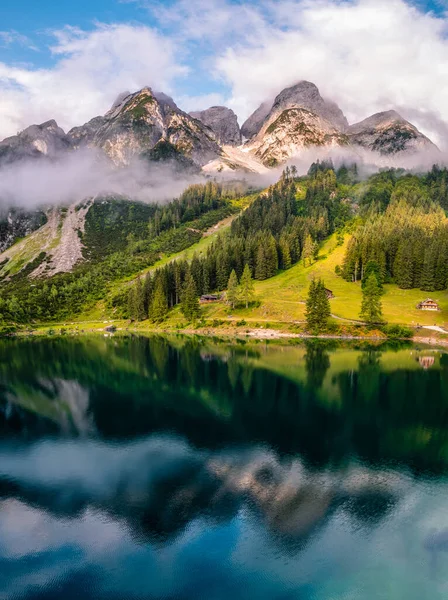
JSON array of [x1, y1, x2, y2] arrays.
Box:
[[0, 81, 439, 174]]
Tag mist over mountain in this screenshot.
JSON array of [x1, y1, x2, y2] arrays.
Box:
[[0, 79, 444, 221], [0, 80, 440, 176]]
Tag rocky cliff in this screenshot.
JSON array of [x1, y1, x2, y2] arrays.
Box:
[[241, 81, 348, 142], [0, 82, 439, 175], [347, 110, 437, 154], [243, 82, 437, 165], [68, 87, 222, 167], [249, 108, 348, 167], [189, 106, 241, 146], [0, 120, 73, 166], [0, 208, 47, 253]]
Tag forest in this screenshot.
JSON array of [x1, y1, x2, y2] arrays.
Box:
[[342, 167, 448, 291], [2, 160, 448, 327], [0, 182, 240, 324]]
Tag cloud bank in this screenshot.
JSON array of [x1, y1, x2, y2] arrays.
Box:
[[0, 24, 186, 139], [0, 150, 203, 209], [214, 0, 448, 147], [2, 1, 448, 151]]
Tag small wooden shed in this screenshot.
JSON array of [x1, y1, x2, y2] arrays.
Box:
[[200, 294, 221, 303], [416, 299, 439, 311], [325, 288, 335, 300]]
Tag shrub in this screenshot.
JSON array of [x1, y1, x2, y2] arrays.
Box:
[[382, 324, 413, 339]]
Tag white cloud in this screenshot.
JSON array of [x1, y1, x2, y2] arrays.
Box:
[[0, 150, 203, 208], [0, 30, 37, 50], [176, 92, 227, 114], [213, 0, 448, 145], [144, 0, 269, 45], [0, 23, 187, 139], [2, 0, 448, 149]]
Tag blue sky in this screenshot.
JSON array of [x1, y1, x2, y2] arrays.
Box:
[[1, 0, 448, 144], [0, 1, 154, 71]]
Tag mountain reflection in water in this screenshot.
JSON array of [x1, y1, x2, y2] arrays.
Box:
[[1, 335, 448, 599]]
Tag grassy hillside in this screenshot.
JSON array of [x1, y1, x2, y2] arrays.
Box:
[[74, 231, 448, 329], [198, 234, 448, 328], [4, 164, 448, 337]]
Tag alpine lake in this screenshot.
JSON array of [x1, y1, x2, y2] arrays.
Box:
[[1, 334, 448, 599]]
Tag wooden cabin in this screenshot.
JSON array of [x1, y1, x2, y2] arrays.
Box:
[[325, 288, 335, 300], [416, 299, 440, 311], [200, 294, 221, 303]]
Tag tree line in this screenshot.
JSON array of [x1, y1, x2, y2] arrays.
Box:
[[342, 174, 448, 291], [124, 165, 354, 322], [0, 182, 240, 324]]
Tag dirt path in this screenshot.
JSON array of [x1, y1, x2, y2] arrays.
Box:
[[421, 325, 448, 334], [331, 313, 366, 324], [203, 214, 237, 236]]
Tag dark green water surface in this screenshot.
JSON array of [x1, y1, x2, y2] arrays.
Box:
[[1, 335, 448, 599]]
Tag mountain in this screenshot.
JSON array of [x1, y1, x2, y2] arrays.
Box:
[[68, 87, 222, 167], [241, 81, 348, 142], [243, 82, 437, 166], [0, 82, 439, 177], [248, 108, 349, 167], [347, 110, 437, 154], [241, 101, 272, 141], [0, 120, 73, 166], [189, 106, 242, 146]]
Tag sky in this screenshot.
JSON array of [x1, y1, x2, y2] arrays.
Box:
[[1, 0, 448, 145]]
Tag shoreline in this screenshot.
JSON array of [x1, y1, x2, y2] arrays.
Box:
[[8, 322, 448, 348]]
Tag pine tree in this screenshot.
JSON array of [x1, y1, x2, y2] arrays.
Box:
[[150, 277, 168, 322], [420, 243, 437, 291], [434, 242, 448, 290], [255, 244, 268, 280], [134, 277, 146, 321], [143, 272, 153, 317], [227, 269, 239, 309], [216, 252, 229, 290], [306, 279, 330, 332], [279, 235, 292, 270], [362, 260, 383, 292], [393, 241, 414, 289], [302, 234, 314, 266], [266, 234, 278, 277], [202, 262, 211, 294], [239, 263, 254, 309], [174, 262, 182, 305], [181, 271, 201, 321], [190, 253, 203, 294], [316, 280, 331, 327], [360, 273, 383, 325], [128, 285, 137, 321]]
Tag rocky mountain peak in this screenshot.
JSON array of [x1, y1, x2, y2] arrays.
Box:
[[271, 81, 349, 132], [241, 80, 349, 141], [348, 110, 406, 134], [68, 87, 222, 167], [153, 91, 179, 112], [190, 106, 241, 146], [240, 100, 272, 141], [348, 110, 437, 154], [0, 119, 72, 165]]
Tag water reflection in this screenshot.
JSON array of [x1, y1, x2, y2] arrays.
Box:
[[0, 336, 448, 598], [0, 435, 414, 599]]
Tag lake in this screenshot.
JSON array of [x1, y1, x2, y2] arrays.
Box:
[[1, 335, 448, 599]]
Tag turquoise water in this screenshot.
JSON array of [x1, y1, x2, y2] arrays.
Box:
[[1, 335, 448, 599]]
